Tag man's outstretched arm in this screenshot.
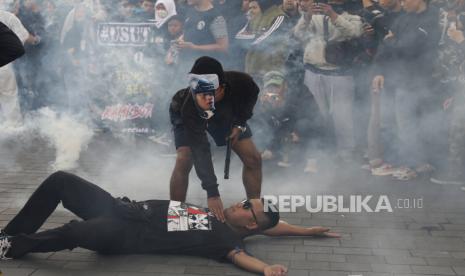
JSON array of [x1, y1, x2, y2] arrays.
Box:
[[262, 220, 341, 238], [227, 249, 287, 276]]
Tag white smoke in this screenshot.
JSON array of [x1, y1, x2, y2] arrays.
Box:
[[26, 107, 94, 171], [1, 107, 94, 171]]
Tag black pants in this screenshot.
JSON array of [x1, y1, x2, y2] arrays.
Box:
[[4, 171, 139, 258]]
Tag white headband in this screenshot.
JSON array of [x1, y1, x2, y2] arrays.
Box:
[[187, 73, 219, 91]]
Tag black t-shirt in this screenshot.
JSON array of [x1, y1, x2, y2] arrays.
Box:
[[132, 200, 244, 261], [184, 7, 220, 46], [182, 6, 226, 63]]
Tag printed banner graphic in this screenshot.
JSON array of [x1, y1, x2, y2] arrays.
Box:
[[97, 22, 155, 46], [101, 103, 154, 122]]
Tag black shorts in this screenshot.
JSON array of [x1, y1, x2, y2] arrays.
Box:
[[173, 122, 253, 149]]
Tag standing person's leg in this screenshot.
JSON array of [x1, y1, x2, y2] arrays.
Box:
[[170, 147, 194, 201], [303, 70, 332, 168], [6, 217, 136, 259], [4, 171, 117, 235], [367, 88, 382, 163], [447, 92, 465, 178], [379, 88, 398, 165], [206, 120, 261, 199], [330, 75, 355, 160], [170, 125, 193, 202], [233, 138, 262, 199], [430, 89, 465, 185], [303, 70, 330, 122], [394, 88, 423, 167]]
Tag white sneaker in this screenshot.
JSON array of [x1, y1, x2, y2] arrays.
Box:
[[0, 235, 12, 260], [261, 150, 273, 161], [277, 161, 291, 168], [304, 159, 318, 173]]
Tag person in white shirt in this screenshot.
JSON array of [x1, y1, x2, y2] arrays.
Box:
[[293, 0, 363, 163], [0, 10, 38, 127]]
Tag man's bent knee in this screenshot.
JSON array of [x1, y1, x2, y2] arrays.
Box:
[[176, 147, 192, 162], [42, 171, 70, 190]]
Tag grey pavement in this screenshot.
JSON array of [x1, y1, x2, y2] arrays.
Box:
[[1, 135, 465, 276]]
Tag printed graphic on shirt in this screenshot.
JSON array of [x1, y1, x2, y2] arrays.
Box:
[[197, 21, 206, 30], [167, 201, 212, 232]]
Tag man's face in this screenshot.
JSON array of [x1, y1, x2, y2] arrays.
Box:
[[195, 92, 215, 110], [120, 0, 135, 17], [401, 0, 425, 13], [242, 0, 251, 12], [248, 1, 262, 19], [224, 199, 263, 229], [283, 0, 297, 13], [298, 0, 313, 13], [260, 85, 285, 109], [168, 19, 183, 36], [142, 0, 155, 12]]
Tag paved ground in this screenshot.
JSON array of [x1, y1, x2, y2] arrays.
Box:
[[1, 134, 465, 276]]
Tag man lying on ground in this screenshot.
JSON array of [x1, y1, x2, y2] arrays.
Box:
[[0, 171, 339, 275]]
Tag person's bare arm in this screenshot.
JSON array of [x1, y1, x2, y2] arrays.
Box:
[[25, 34, 40, 45], [227, 250, 288, 276], [262, 220, 341, 238]]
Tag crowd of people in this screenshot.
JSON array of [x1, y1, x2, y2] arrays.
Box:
[[0, 0, 464, 187]]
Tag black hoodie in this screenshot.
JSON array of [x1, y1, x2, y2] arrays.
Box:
[[169, 71, 259, 198]]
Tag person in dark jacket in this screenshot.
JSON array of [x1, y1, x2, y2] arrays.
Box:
[[0, 171, 339, 275], [0, 22, 25, 67], [169, 56, 262, 222], [371, 0, 441, 179], [15, 0, 47, 110]]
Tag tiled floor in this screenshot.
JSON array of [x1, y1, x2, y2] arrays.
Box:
[[1, 135, 464, 276]]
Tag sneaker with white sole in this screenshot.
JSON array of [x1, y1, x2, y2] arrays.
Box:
[[0, 235, 12, 260]]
